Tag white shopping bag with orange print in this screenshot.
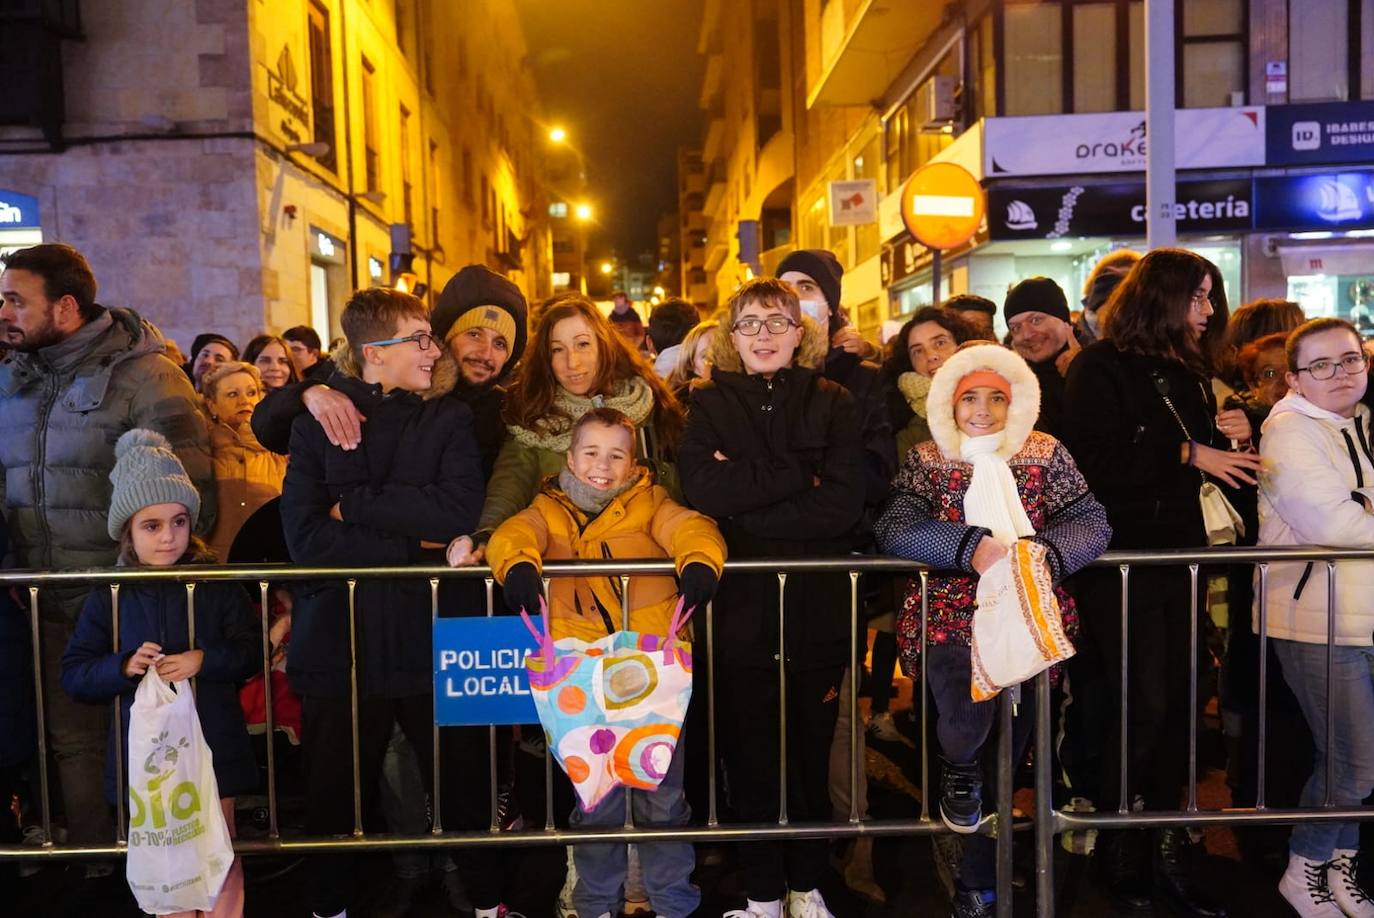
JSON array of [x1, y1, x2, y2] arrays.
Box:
[[970, 540, 1075, 702]]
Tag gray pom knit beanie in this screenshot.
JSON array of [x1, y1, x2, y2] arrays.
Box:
[[107, 429, 201, 539]]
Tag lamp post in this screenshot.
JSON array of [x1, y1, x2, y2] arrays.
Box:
[[547, 125, 593, 293]]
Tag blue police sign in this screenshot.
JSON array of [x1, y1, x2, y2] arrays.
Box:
[[0, 190, 40, 229], [433, 617, 541, 725], [1254, 171, 1374, 231], [1266, 102, 1374, 167]]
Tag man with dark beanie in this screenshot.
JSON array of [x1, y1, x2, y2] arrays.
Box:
[[252, 265, 527, 477], [1004, 275, 1079, 440]]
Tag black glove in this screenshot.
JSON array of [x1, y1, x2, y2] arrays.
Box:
[[502, 562, 544, 615], [677, 562, 719, 613]]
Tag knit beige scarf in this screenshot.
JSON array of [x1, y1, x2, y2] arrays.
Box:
[[897, 371, 932, 419], [509, 376, 656, 452]]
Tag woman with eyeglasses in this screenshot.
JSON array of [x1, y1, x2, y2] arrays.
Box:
[[677, 278, 864, 918], [1254, 317, 1374, 915], [1061, 248, 1256, 918]]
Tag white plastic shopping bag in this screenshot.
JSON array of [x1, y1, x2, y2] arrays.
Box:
[[125, 667, 235, 915], [969, 540, 1075, 702]]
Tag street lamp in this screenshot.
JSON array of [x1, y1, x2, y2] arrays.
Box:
[[549, 126, 567, 144], [575, 202, 592, 222], [652, 285, 665, 298], [599, 261, 614, 275]]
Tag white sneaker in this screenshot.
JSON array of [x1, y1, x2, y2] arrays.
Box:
[[785, 888, 835, 918], [1330, 850, 1374, 917], [1279, 853, 1344, 917], [866, 711, 905, 744], [723, 899, 782, 918]]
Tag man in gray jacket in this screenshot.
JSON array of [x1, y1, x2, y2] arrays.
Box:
[[0, 244, 214, 894]]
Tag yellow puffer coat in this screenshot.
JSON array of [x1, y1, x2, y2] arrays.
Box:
[[487, 468, 726, 643]]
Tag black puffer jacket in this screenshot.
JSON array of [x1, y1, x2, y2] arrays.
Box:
[[280, 373, 485, 699], [679, 366, 865, 670], [823, 347, 896, 520]]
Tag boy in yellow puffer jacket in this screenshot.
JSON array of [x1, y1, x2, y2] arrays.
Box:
[[486, 406, 725, 918]]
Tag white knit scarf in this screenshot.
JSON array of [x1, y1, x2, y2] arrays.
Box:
[[959, 433, 1035, 545]]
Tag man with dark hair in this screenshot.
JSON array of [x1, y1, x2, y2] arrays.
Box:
[[608, 290, 646, 349], [0, 243, 213, 906], [282, 324, 335, 381], [943, 293, 998, 340], [647, 297, 700, 376]]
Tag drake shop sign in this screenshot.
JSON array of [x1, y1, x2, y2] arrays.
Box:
[[984, 108, 1265, 178], [988, 179, 1254, 241]]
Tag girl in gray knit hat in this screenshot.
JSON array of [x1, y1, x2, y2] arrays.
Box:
[[61, 428, 259, 917]]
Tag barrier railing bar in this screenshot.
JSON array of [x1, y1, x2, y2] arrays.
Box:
[[486, 576, 499, 834], [1256, 563, 1268, 811], [1118, 564, 1130, 816], [112, 582, 126, 843], [13, 545, 1374, 590], [185, 581, 197, 697], [848, 570, 860, 825], [1187, 562, 1199, 813], [776, 571, 788, 826], [919, 570, 930, 823], [347, 578, 362, 837], [1325, 560, 1336, 808], [621, 573, 634, 832], [27, 586, 51, 847], [258, 579, 278, 838], [540, 575, 555, 834], [995, 689, 1013, 918], [430, 576, 442, 834], [706, 598, 718, 828], [1034, 669, 1054, 918]]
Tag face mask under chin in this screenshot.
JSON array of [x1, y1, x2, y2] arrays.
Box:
[[799, 299, 827, 325]]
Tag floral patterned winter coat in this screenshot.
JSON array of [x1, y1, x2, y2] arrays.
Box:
[[875, 430, 1110, 680]]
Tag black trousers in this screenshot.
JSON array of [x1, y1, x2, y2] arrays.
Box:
[[1076, 565, 1204, 812], [718, 663, 843, 902], [301, 694, 509, 915]]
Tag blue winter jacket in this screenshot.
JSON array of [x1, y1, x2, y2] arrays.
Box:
[[60, 578, 259, 803]]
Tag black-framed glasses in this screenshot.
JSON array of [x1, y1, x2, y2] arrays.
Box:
[[1298, 353, 1369, 380], [732, 316, 798, 336], [363, 332, 436, 351]]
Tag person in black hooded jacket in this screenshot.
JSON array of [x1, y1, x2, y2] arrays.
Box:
[[679, 277, 864, 918], [252, 264, 528, 479], [279, 288, 488, 918]]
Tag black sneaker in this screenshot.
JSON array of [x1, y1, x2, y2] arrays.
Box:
[[939, 757, 982, 835], [951, 886, 995, 918]]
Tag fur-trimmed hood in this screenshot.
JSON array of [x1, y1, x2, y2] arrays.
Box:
[[704, 314, 830, 375], [927, 343, 1041, 461]]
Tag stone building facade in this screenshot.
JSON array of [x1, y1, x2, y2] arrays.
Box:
[[0, 0, 551, 352]]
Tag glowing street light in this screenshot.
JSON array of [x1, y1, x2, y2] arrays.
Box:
[[652, 285, 665, 297], [549, 126, 567, 144], [575, 202, 592, 221], [599, 261, 614, 275]]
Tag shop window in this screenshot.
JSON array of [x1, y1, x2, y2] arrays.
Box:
[[307, 2, 336, 173], [1004, 1, 1064, 115], [969, 14, 996, 121], [360, 57, 380, 193], [1180, 0, 1245, 108], [1073, 3, 1116, 113]]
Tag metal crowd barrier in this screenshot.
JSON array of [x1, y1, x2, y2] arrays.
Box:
[[3, 546, 1374, 918]]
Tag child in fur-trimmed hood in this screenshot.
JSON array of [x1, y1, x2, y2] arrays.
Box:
[[875, 343, 1110, 914]]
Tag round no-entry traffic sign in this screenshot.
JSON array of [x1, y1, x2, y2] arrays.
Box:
[[900, 162, 985, 250]]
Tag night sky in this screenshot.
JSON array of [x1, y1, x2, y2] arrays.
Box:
[[514, 0, 706, 260]]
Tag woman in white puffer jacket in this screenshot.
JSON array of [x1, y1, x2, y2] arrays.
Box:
[[1256, 316, 1374, 918]]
